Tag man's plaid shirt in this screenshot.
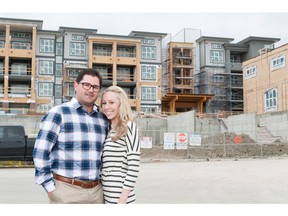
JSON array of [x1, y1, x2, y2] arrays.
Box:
[[33, 97, 109, 192]]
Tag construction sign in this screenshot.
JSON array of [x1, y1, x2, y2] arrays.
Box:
[[234, 135, 242, 144], [176, 133, 188, 149]]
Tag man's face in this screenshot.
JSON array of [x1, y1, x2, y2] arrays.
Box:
[[74, 75, 100, 109]]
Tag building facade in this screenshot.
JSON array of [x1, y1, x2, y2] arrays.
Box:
[[243, 43, 288, 114], [0, 18, 166, 114], [194, 36, 280, 114]]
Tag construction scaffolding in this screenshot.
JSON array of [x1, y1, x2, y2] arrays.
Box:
[[167, 42, 194, 94]]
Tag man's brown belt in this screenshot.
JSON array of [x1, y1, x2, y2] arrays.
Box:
[[53, 173, 100, 189]]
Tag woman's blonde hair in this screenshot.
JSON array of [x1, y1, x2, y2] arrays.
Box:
[[100, 86, 134, 141]]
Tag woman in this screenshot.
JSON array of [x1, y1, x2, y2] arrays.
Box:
[[100, 86, 141, 204]]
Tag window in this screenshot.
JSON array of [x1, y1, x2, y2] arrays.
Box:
[[11, 42, 31, 49], [143, 39, 155, 45], [72, 34, 84, 41], [0, 62, 4, 74], [11, 32, 31, 38], [39, 39, 54, 53], [70, 42, 86, 56], [68, 83, 74, 96], [55, 64, 62, 77], [141, 46, 156, 59], [0, 41, 4, 48], [230, 55, 241, 63], [11, 63, 29, 75], [141, 65, 157, 81], [211, 75, 225, 84], [38, 60, 54, 75], [56, 43, 63, 56], [93, 66, 110, 79], [38, 82, 53, 97], [264, 88, 277, 112], [210, 50, 224, 63], [117, 47, 135, 57], [55, 84, 62, 97], [68, 69, 82, 78], [117, 67, 131, 81], [38, 104, 53, 112], [0, 84, 3, 96], [9, 84, 29, 97], [211, 43, 222, 49], [271, 55, 285, 71], [245, 66, 257, 79], [141, 106, 158, 113], [93, 45, 112, 56], [141, 86, 156, 101]]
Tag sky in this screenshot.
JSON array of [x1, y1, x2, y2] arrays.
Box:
[[1, 0, 288, 48]]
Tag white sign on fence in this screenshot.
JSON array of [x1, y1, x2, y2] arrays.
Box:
[[140, 136, 153, 149], [164, 132, 175, 150], [189, 133, 202, 146]]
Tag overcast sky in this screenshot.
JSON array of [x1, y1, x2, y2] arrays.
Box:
[[2, 1, 288, 48]]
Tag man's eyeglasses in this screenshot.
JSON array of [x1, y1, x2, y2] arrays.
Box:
[[79, 82, 100, 92]]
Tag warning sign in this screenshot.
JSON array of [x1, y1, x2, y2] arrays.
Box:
[[176, 133, 188, 149], [234, 136, 242, 144]]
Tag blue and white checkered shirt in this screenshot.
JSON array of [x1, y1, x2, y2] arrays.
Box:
[[33, 97, 109, 192]]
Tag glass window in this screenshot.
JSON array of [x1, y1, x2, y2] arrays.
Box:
[[143, 38, 155, 45], [141, 86, 156, 101], [11, 42, 31, 49], [264, 88, 277, 112], [56, 43, 63, 56], [38, 60, 54, 75], [141, 65, 156, 81], [55, 64, 62, 77], [0, 41, 4, 48], [271, 55, 285, 71], [68, 83, 74, 96], [210, 50, 224, 63], [211, 43, 222, 49], [55, 84, 62, 97], [70, 42, 86, 56], [141, 46, 156, 59], [38, 82, 53, 97], [72, 34, 84, 41], [245, 66, 257, 79], [39, 39, 54, 53]]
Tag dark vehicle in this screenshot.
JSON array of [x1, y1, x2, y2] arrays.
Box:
[[0, 125, 36, 161]]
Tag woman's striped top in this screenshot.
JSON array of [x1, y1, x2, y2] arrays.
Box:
[[101, 121, 141, 204]]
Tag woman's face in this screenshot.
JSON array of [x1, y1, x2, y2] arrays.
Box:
[[101, 91, 120, 123]]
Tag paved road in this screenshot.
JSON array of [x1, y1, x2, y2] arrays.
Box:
[[1, 158, 288, 204]]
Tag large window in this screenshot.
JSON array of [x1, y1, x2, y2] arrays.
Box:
[[264, 88, 277, 112], [38, 82, 53, 97], [141, 86, 156, 101], [141, 46, 156, 59], [210, 50, 224, 64], [38, 60, 54, 75], [39, 39, 54, 53], [141, 65, 157, 81], [70, 42, 86, 56]]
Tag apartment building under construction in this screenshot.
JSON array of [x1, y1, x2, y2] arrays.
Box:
[[0, 17, 166, 114], [194, 36, 280, 113], [161, 41, 213, 114]]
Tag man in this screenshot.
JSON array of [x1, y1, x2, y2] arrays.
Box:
[[33, 68, 109, 204]]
